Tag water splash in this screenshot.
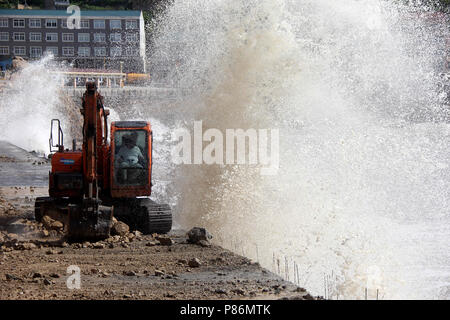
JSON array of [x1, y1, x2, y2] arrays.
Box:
[[147, 0, 449, 299], [0, 55, 70, 154]]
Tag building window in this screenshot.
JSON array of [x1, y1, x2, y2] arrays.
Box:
[[61, 20, 67, 28], [45, 19, 58, 28], [0, 19, 8, 28], [94, 33, 106, 43], [46, 33, 58, 42], [30, 46, 42, 58], [110, 47, 122, 57], [62, 33, 74, 42], [126, 47, 139, 56], [13, 19, 25, 28], [80, 20, 89, 29], [30, 32, 42, 42], [94, 20, 105, 29], [0, 46, 9, 55], [78, 33, 90, 42], [13, 46, 26, 55], [126, 33, 138, 43], [94, 47, 106, 57], [29, 19, 41, 28], [45, 47, 58, 56], [110, 33, 121, 42], [62, 47, 74, 56], [110, 20, 121, 30], [0, 32, 8, 41], [78, 47, 90, 57], [126, 20, 138, 30], [13, 32, 25, 41]]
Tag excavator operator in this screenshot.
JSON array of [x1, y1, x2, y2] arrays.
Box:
[[116, 133, 145, 169]]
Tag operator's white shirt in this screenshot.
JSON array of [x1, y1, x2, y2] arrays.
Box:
[[117, 145, 144, 168]]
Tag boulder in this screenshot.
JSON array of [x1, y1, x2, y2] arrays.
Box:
[[156, 236, 173, 246], [187, 227, 212, 244], [188, 258, 201, 268], [111, 221, 129, 236], [93, 242, 105, 249], [42, 215, 54, 229], [50, 221, 64, 230]]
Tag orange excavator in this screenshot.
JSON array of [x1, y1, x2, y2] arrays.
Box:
[[34, 82, 172, 240]]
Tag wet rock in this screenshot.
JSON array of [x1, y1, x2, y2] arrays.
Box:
[[123, 271, 136, 276], [111, 221, 129, 236], [50, 221, 64, 230], [93, 242, 105, 249], [187, 227, 212, 244], [82, 242, 92, 249], [132, 230, 142, 237], [32, 272, 43, 278], [188, 258, 201, 268], [43, 279, 53, 285], [156, 236, 173, 246], [42, 215, 54, 229], [49, 273, 60, 278]]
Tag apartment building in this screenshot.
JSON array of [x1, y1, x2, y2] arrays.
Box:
[[0, 9, 146, 72]]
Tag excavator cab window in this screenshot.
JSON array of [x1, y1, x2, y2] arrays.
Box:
[[113, 129, 148, 186]]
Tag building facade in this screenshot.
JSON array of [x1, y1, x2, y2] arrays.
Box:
[[0, 9, 146, 72]]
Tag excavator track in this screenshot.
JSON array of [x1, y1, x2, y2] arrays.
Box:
[[113, 198, 172, 234], [140, 199, 172, 234]]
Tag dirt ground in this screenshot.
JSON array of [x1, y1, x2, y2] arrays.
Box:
[[0, 142, 315, 300]]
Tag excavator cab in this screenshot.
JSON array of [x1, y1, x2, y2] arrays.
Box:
[[110, 121, 152, 198]]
